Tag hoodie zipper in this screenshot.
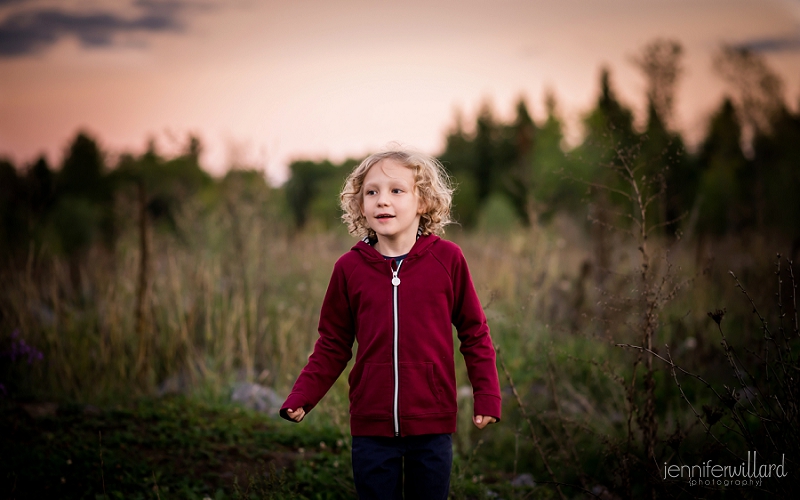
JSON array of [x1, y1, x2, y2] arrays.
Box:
[[391, 259, 403, 436]]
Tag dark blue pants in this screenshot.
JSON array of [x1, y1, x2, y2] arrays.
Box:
[[351, 434, 452, 500]]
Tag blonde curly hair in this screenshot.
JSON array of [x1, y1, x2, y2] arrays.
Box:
[[340, 147, 454, 239]]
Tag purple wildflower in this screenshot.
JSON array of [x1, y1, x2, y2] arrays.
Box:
[[4, 329, 44, 365]]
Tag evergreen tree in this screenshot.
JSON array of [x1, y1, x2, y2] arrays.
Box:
[[638, 101, 690, 235], [474, 101, 498, 205], [53, 132, 114, 257], [753, 106, 800, 249], [582, 67, 637, 157], [632, 39, 689, 235], [0, 158, 25, 259], [284, 159, 341, 229], [577, 67, 639, 211], [695, 98, 752, 235], [439, 110, 479, 228], [26, 156, 55, 218], [498, 98, 537, 225], [529, 92, 581, 219], [58, 132, 108, 203]]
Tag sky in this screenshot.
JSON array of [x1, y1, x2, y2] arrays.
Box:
[[1, 0, 800, 183]]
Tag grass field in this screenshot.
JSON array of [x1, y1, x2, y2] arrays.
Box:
[[2, 194, 797, 498]]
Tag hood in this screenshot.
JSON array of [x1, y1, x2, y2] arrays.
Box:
[[351, 233, 440, 263]]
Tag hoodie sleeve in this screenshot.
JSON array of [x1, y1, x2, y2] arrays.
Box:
[[280, 259, 355, 421], [451, 247, 502, 421]]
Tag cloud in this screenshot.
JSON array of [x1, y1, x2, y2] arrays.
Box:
[[0, 1, 190, 57], [732, 35, 800, 53]]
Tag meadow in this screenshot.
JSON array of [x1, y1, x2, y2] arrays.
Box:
[[2, 176, 796, 498], [3, 41, 799, 497]]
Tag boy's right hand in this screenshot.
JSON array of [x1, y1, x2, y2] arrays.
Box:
[[286, 408, 306, 422]]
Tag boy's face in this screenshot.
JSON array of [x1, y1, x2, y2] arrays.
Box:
[[360, 159, 424, 246]]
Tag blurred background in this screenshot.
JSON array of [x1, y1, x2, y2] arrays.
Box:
[[2, 0, 800, 498]]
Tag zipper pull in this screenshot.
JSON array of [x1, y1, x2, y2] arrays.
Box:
[[391, 260, 402, 286]]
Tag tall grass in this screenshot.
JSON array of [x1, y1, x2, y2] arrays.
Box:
[[2, 177, 796, 496], [2, 182, 349, 403]]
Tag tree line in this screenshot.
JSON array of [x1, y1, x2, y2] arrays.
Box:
[[286, 41, 800, 250], [2, 40, 800, 272]]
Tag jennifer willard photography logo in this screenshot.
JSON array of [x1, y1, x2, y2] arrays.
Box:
[[663, 452, 788, 488]]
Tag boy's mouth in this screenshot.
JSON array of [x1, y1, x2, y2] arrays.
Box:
[[376, 214, 395, 219]]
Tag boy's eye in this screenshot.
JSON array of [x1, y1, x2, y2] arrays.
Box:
[[392, 188, 403, 194], [365, 190, 376, 196]]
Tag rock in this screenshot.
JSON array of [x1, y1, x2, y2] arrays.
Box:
[[20, 402, 58, 419], [231, 382, 283, 415], [591, 484, 619, 499], [157, 372, 193, 396], [83, 405, 102, 416], [511, 473, 535, 488]]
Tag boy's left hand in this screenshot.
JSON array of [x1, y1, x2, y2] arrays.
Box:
[[473, 415, 497, 429]]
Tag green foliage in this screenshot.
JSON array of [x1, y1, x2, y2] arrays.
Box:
[[112, 136, 214, 239], [50, 196, 103, 255], [0, 158, 27, 257], [476, 193, 520, 234], [754, 107, 800, 238], [575, 67, 640, 217], [25, 156, 56, 218], [493, 99, 535, 225], [284, 159, 351, 230], [56, 132, 116, 253], [233, 463, 297, 500], [474, 102, 498, 205], [582, 68, 638, 158], [528, 95, 585, 219], [439, 118, 480, 228], [0, 396, 351, 499], [450, 172, 479, 230], [695, 99, 751, 235], [59, 132, 108, 204]]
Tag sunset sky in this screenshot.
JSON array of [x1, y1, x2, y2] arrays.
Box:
[[1, 0, 800, 183]]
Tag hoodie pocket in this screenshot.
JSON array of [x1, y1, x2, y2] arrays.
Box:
[[350, 362, 393, 418], [399, 362, 442, 417]]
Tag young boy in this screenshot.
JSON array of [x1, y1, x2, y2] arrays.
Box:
[[280, 148, 501, 500]]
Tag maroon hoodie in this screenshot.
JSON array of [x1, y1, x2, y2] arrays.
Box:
[[280, 234, 501, 437]]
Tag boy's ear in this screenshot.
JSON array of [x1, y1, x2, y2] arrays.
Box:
[[417, 195, 428, 215]]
